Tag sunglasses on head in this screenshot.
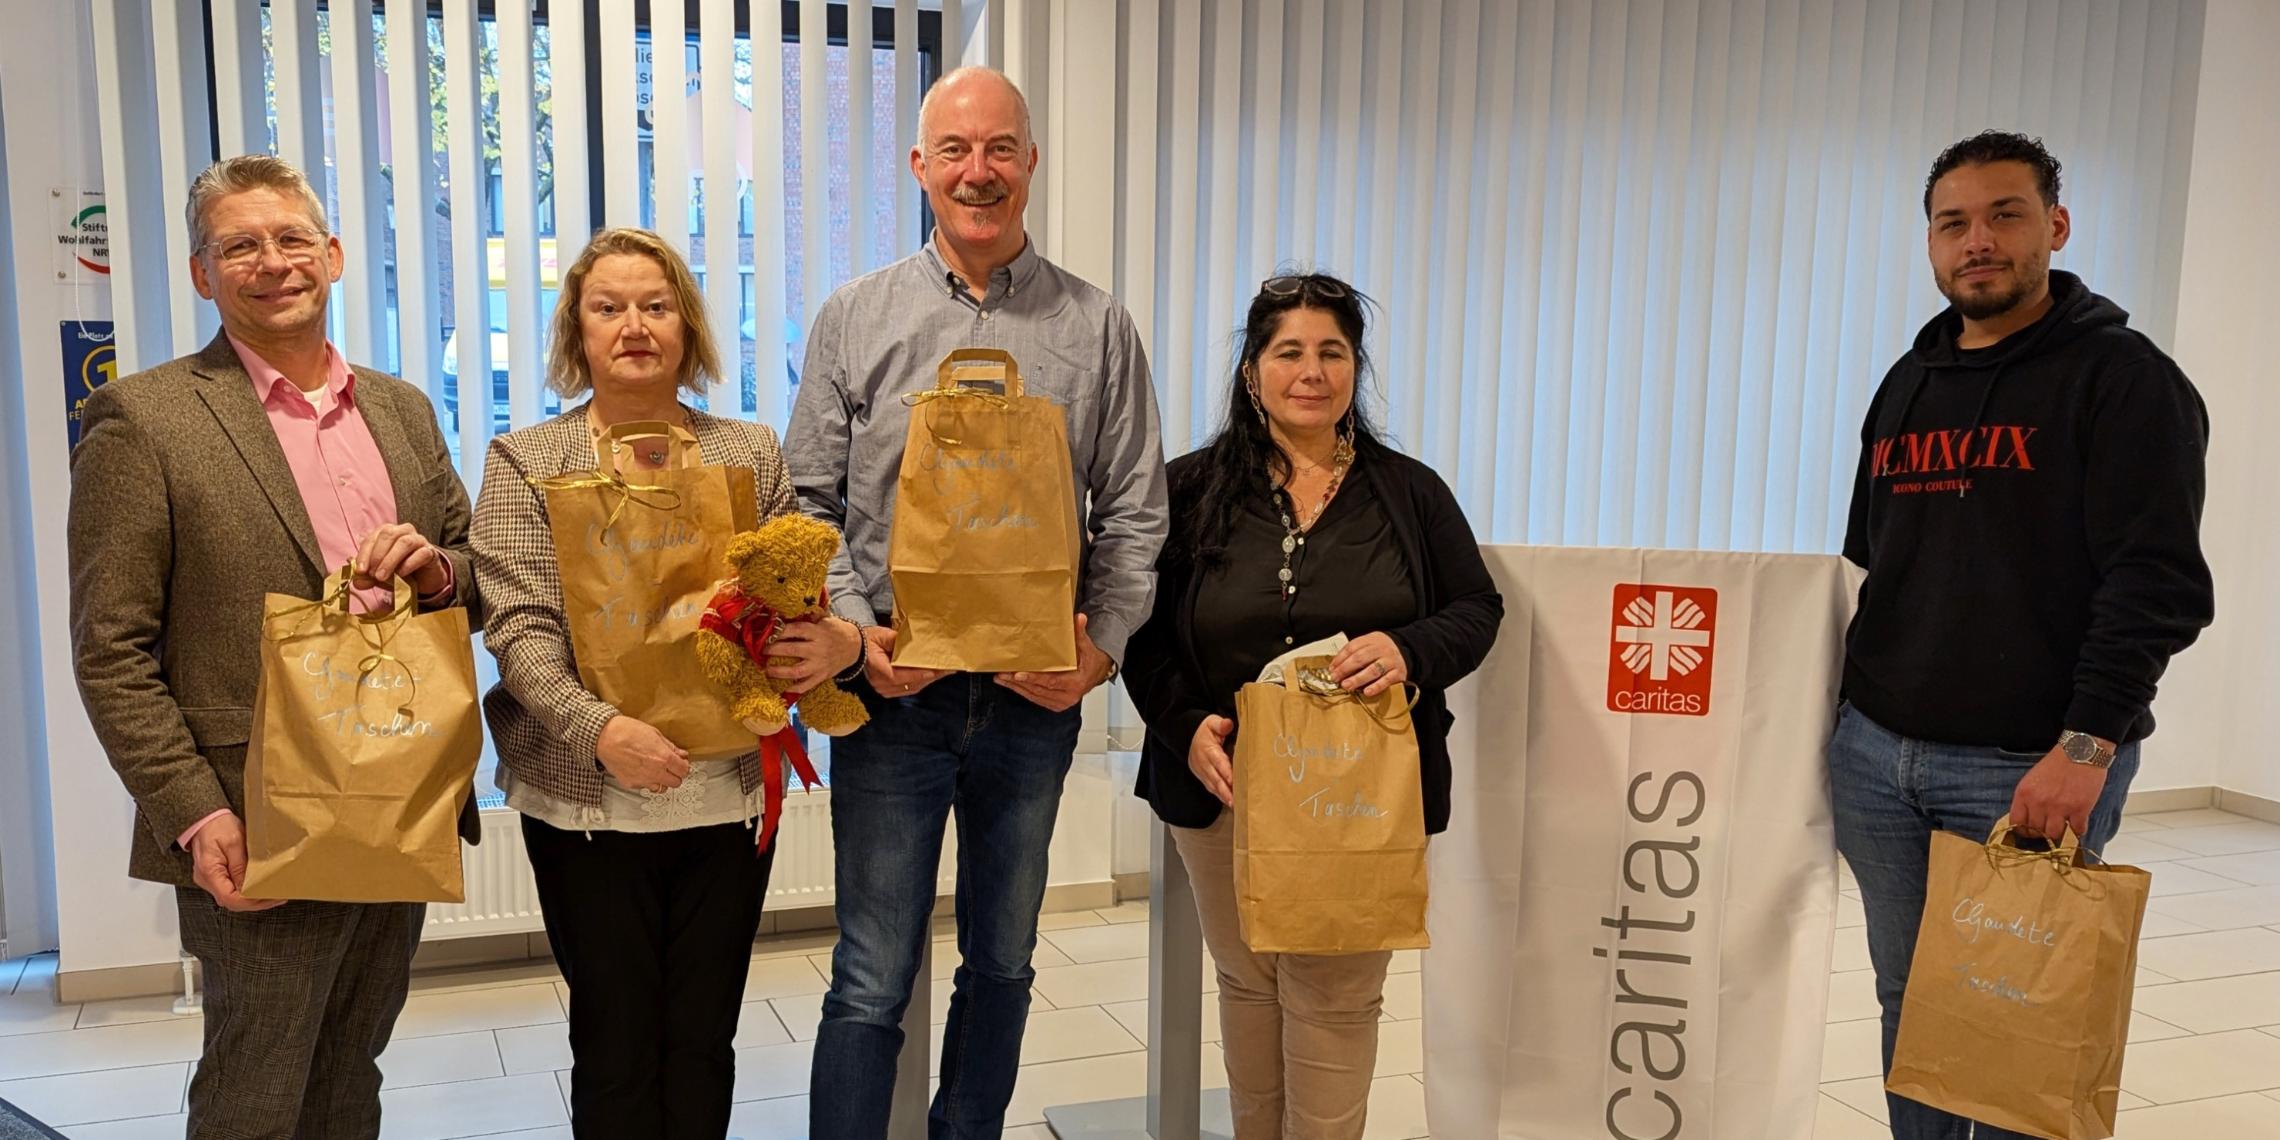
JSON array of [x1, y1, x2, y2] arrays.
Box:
[[1260, 274, 1349, 299]]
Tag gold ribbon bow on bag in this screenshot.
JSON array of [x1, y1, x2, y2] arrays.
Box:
[[1290, 660, 1420, 727], [263, 563, 421, 723], [527, 469, 683, 534]]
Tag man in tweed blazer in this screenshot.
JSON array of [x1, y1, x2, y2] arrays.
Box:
[[67, 156, 479, 1140]]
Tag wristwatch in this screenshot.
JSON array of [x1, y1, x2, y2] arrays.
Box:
[[2058, 730, 2116, 769]]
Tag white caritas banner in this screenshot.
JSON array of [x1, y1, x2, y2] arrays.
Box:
[[1426, 546, 1861, 1140]]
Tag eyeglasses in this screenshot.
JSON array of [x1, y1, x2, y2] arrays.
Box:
[[201, 227, 328, 268], [1260, 274, 1349, 299]]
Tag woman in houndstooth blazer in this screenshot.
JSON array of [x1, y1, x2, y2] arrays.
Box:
[[471, 228, 864, 1138]]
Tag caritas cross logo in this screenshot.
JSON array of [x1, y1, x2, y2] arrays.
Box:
[[1606, 584, 1718, 717]]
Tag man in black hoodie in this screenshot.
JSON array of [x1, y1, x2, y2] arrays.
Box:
[[1833, 131, 2214, 1139]]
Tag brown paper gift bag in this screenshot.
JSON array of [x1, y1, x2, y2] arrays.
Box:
[[537, 421, 759, 762], [888, 348, 1080, 673], [1886, 817, 2153, 1140], [1230, 657, 1430, 954], [243, 568, 483, 903]]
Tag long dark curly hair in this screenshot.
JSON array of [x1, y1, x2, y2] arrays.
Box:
[[1173, 272, 1385, 574]]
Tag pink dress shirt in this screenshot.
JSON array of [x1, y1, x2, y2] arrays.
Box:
[[179, 336, 451, 850]]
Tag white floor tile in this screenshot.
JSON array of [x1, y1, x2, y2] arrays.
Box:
[[2146, 863, 2253, 897], [1382, 971, 1422, 1021], [1819, 1017, 1885, 1083], [1826, 970, 1882, 1024], [376, 1072, 567, 1139], [15, 957, 57, 995], [1016, 1005, 1143, 1066], [2178, 849, 2280, 887], [0, 958, 26, 995], [1815, 1094, 1891, 1140], [2135, 927, 2280, 981], [730, 1039, 815, 1103], [2138, 966, 2175, 989], [732, 1000, 793, 1050], [725, 1093, 807, 1138], [1042, 922, 1153, 964], [0, 988, 85, 1039], [768, 996, 821, 1043], [2128, 1010, 2195, 1044], [378, 1029, 504, 1090], [71, 996, 190, 1032], [1096, 902, 1153, 925], [1831, 929, 1874, 973], [1835, 894, 1866, 929], [2118, 1090, 2155, 1110], [393, 983, 563, 1041], [2099, 834, 2205, 864], [1102, 996, 1222, 1046], [2131, 971, 2280, 1033], [0, 1018, 205, 1083], [2114, 1090, 2280, 1137], [1003, 1051, 1149, 1127], [0, 1062, 187, 1127], [2148, 822, 2280, 859], [59, 1114, 189, 1140], [2136, 910, 2210, 939], [740, 956, 831, 1003], [1036, 909, 1110, 932], [2118, 1027, 2280, 1103], [493, 1021, 571, 1076], [1002, 1125, 1057, 1140], [1819, 1075, 1889, 1123], [2116, 815, 2172, 835], [1032, 957, 1152, 1009], [1361, 1072, 1430, 1139], [2148, 886, 2280, 931], [2135, 809, 2256, 830], [1374, 1018, 1422, 1077], [1388, 949, 1421, 975]]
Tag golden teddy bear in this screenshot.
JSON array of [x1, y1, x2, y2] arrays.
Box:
[[693, 513, 870, 738]]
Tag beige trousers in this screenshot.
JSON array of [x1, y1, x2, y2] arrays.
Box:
[[1172, 813, 1393, 1140]]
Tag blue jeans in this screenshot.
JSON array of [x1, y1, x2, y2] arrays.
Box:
[[1829, 703, 2140, 1140], [808, 673, 1082, 1140]]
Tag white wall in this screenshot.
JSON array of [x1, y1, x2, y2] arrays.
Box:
[[2149, 0, 2280, 798], [1, 0, 183, 975]]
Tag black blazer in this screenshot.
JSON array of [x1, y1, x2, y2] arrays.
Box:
[[1124, 439, 1504, 834]]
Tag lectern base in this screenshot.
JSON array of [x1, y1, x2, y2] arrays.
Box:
[[1042, 1090, 1234, 1139]]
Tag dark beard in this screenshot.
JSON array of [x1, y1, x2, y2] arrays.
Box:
[[1941, 262, 2046, 321]]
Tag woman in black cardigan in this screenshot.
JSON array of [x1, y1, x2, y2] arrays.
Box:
[[1123, 273, 1502, 1139]]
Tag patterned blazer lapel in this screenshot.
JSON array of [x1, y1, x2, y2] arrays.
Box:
[[189, 332, 325, 574]]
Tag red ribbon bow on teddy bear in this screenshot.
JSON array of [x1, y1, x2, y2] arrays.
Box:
[[698, 582, 824, 855]]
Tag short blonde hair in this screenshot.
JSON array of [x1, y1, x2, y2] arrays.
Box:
[[186, 155, 330, 250], [546, 228, 724, 399]]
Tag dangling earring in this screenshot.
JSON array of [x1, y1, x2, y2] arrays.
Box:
[[1334, 408, 1357, 465], [1246, 383, 1267, 425]]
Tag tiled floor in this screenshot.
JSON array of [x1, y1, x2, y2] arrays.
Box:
[[9, 808, 2280, 1138]]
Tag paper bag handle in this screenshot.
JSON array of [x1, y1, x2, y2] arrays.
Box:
[[934, 347, 1026, 399], [597, 420, 701, 478], [1984, 814, 2083, 861]]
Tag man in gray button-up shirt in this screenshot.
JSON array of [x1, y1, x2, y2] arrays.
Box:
[[785, 67, 1167, 1139]]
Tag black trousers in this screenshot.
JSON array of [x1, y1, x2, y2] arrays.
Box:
[[523, 816, 777, 1139], [175, 889, 424, 1140]]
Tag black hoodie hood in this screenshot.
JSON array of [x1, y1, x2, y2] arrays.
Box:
[[1908, 270, 2126, 370]]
